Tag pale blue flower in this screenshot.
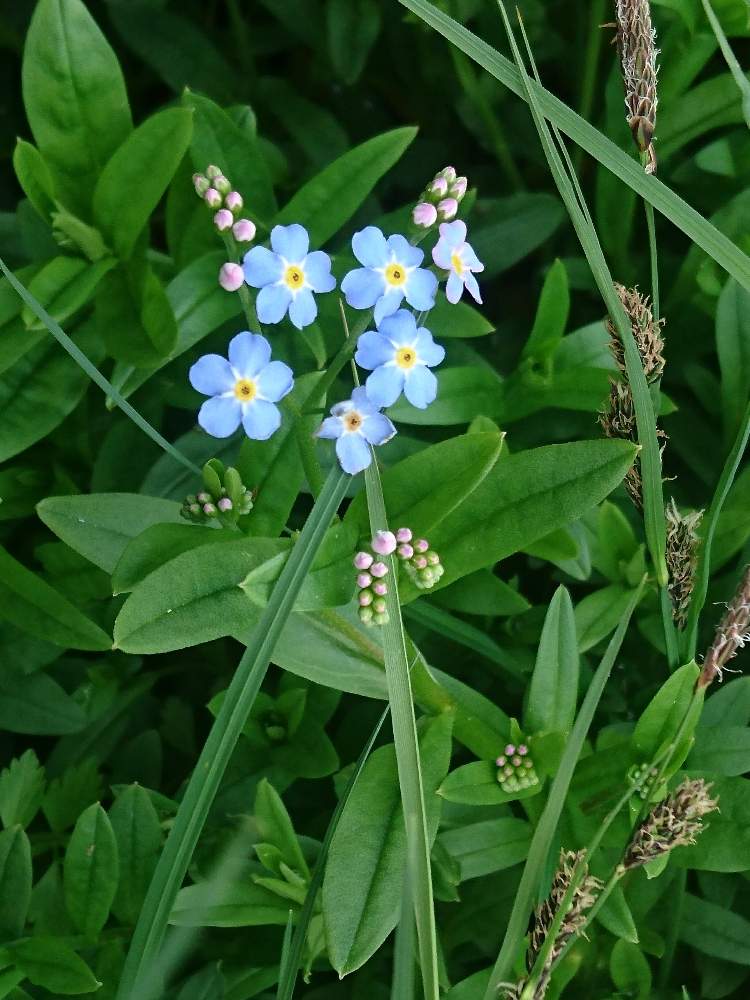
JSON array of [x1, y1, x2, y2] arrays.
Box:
[[315, 387, 396, 475], [341, 226, 438, 325], [189, 331, 293, 440], [242, 223, 336, 329], [432, 220, 484, 304], [355, 309, 445, 410]]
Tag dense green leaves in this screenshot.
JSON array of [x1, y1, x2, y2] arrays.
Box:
[[0, 826, 32, 938]]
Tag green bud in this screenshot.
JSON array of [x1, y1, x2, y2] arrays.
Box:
[[224, 466, 244, 508], [202, 459, 224, 498]]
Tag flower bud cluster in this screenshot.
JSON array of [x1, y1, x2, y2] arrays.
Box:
[[627, 761, 664, 801], [495, 742, 539, 793], [353, 527, 445, 627], [412, 165, 468, 228], [192, 164, 256, 243], [181, 459, 253, 527]]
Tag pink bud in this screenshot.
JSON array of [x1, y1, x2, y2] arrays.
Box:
[[206, 165, 222, 179], [496, 756, 506, 767], [397, 544, 414, 560], [359, 590, 373, 607], [370, 562, 388, 579], [372, 530, 397, 555], [197, 492, 211, 503], [518, 744, 528, 755], [505, 744, 515, 756], [451, 176, 468, 198], [217, 497, 233, 512], [429, 177, 449, 197], [354, 551, 374, 570], [412, 202, 438, 228], [396, 527, 413, 543], [440, 165, 457, 183], [233, 218, 256, 243], [512, 756, 522, 767], [213, 209, 234, 231], [204, 188, 222, 209], [224, 190, 244, 212], [373, 581, 387, 596], [438, 198, 458, 220], [415, 539, 429, 553], [219, 262, 244, 292], [357, 573, 373, 589], [203, 502, 216, 515]]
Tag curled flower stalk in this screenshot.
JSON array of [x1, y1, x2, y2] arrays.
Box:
[[698, 565, 750, 689], [614, 0, 660, 174]]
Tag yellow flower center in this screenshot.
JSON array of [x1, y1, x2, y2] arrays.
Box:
[[284, 265, 305, 290], [234, 378, 257, 402], [451, 252, 464, 274], [385, 262, 407, 287], [396, 347, 417, 370], [343, 411, 363, 432]]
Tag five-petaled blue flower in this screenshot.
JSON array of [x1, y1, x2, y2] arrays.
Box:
[[189, 332, 293, 440], [243, 223, 336, 330], [315, 387, 396, 475], [341, 226, 438, 326], [355, 309, 445, 410], [432, 220, 484, 304]]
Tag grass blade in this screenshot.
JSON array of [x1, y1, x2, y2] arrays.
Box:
[[700, 0, 750, 130], [0, 258, 201, 476], [483, 578, 645, 997], [398, 0, 750, 293], [116, 465, 349, 1000]]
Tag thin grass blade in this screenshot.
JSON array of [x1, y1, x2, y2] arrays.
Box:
[[700, 0, 750, 129]]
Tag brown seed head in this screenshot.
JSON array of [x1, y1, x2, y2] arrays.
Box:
[[615, 0, 660, 173], [699, 565, 750, 689], [620, 778, 718, 871], [665, 499, 704, 629], [606, 284, 666, 384]]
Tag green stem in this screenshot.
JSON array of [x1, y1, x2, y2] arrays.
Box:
[[116, 466, 349, 1000], [391, 886, 417, 1000], [644, 199, 660, 322], [660, 588, 680, 670]]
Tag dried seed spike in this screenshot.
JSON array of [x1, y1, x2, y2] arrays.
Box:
[[699, 565, 750, 689], [615, 0, 660, 173], [606, 284, 666, 384], [620, 778, 718, 871], [665, 499, 704, 628]]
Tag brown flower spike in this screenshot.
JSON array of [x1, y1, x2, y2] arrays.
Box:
[[699, 565, 750, 689], [614, 0, 660, 173], [665, 499, 703, 628], [620, 779, 718, 871]]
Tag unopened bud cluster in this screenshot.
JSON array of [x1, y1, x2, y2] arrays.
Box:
[[412, 166, 468, 228], [627, 761, 664, 801], [496, 742, 539, 793], [699, 565, 750, 689], [181, 458, 253, 527], [619, 778, 717, 871], [193, 165, 256, 293], [353, 527, 445, 627], [665, 499, 703, 628]]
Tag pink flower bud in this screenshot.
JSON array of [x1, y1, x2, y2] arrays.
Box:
[[217, 497, 233, 512], [197, 492, 211, 503], [354, 551, 374, 570], [415, 539, 429, 553], [505, 744, 516, 756], [518, 745, 528, 755], [496, 756, 507, 767], [370, 562, 388, 579], [213, 209, 234, 231], [512, 756, 522, 767], [219, 262, 244, 292], [412, 202, 438, 227], [232, 218, 256, 242], [359, 589, 373, 607], [203, 502, 217, 515], [396, 527, 413, 543], [397, 544, 414, 560], [451, 176, 468, 198], [224, 190, 244, 212], [413, 555, 427, 570], [429, 177, 449, 197], [214, 175, 231, 195], [438, 198, 458, 220], [373, 581, 387, 596], [206, 165, 222, 179], [440, 165, 457, 183], [372, 530, 397, 555], [204, 188, 222, 209], [193, 173, 209, 196], [357, 572, 373, 589]]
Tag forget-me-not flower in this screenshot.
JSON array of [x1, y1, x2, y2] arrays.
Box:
[[189, 331, 293, 440], [355, 309, 445, 410], [315, 387, 396, 475], [432, 220, 484, 305], [243, 223, 336, 329], [341, 226, 438, 325]]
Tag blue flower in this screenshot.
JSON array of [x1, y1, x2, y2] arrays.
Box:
[[315, 387, 396, 475], [242, 223, 336, 330], [189, 331, 293, 440], [432, 220, 484, 304], [341, 226, 438, 325], [355, 309, 445, 410]]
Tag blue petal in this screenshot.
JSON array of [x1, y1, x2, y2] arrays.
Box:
[[438, 220, 467, 249], [341, 268, 383, 310], [404, 364, 438, 409], [462, 242, 484, 271], [189, 354, 234, 396], [373, 287, 404, 326], [257, 360, 294, 402], [270, 223, 309, 262], [404, 268, 438, 312], [257, 284, 292, 324], [288, 288, 317, 330], [378, 309, 417, 348], [350, 386, 380, 416], [198, 396, 242, 437], [362, 411, 396, 446], [336, 433, 371, 475], [355, 330, 394, 371], [228, 332, 271, 377], [352, 226, 388, 267], [242, 399, 282, 440], [364, 365, 404, 408], [386, 234, 423, 268], [432, 237, 453, 271], [304, 251, 336, 293], [445, 271, 464, 304], [415, 328, 446, 367], [243, 246, 283, 288], [464, 272, 483, 304], [316, 415, 343, 440]]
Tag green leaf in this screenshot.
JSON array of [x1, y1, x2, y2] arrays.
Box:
[[322, 713, 453, 975], [437, 818, 531, 881], [108, 785, 162, 925], [111, 524, 234, 595], [688, 726, 750, 775], [388, 366, 503, 425], [43, 759, 102, 834], [0, 826, 32, 938], [63, 803, 119, 938], [93, 107, 193, 259], [0, 546, 110, 652], [471, 195, 565, 278], [12, 138, 55, 221], [10, 938, 100, 994], [632, 663, 704, 769], [674, 775, 750, 872], [717, 279, 750, 440], [432, 570, 530, 617], [0, 751, 45, 829], [575, 584, 639, 653], [525, 586, 578, 734], [37, 493, 183, 575], [21, 0, 132, 218], [427, 295, 494, 340], [438, 760, 541, 806], [326, 0, 381, 84], [679, 894, 750, 964], [96, 259, 178, 366], [21, 256, 115, 332], [522, 258, 570, 362], [169, 882, 291, 928], [274, 127, 417, 246], [610, 940, 652, 999], [0, 667, 86, 736], [597, 885, 639, 943]]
